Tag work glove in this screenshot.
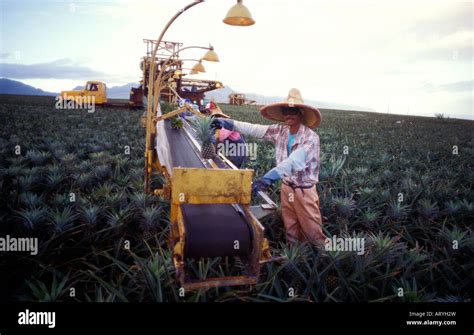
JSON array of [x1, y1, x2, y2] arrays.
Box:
[[252, 169, 281, 198], [252, 178, 272, 198], [211, 118, 234, 131]]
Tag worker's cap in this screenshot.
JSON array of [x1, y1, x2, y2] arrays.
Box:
[[260, 88, 321, 128]]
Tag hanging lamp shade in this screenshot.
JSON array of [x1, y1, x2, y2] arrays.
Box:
[[202, 48, 220, 62], [192, 61, 206, 73], [223, 0, 255, 26]]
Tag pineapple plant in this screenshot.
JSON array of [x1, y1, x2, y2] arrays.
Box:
[[26, 273, 70, 302], [60, 153, 77, 167], [51, 193, 71, 208], [77, 203, 101, 240], [18, 174, 37, 192], [105, 208, 131, 227], [386, 200, 410, 222], [192, 116, 216, 159], [320, 154, 346, 181], [369, 232, 396, 251], [93, 164, 112, 180], [444, 200, 461, 215], [459, 199, 474, 213], [25, 150, 51, 166], [130, 191, 151, 209], [417, 198, 439, 220], [20, 192, 44, 208], [395, 278, 436, 302], [79, 204, 101, 226], [16, 207, 47, 230], [76, 173, 94, 191], [359, 208, 381, 229], [356, 186, 376, 203], [332, 196, 355, 219], [49, 207, 77, 233], [140, 205, 162, 239], [436, 226, 469, 252]]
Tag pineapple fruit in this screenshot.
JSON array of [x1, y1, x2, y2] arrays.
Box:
[[325, 275, 340, 292], [170, 116, 183, 130], [192, 116, 216, 159]]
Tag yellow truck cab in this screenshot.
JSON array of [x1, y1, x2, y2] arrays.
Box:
[[60, 81, 108, 105]]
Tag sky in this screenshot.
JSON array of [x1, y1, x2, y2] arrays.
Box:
[[0, 0, 473, 119]]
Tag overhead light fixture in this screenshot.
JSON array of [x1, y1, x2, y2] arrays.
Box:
[[223, 0, 255, 26], [191, 60, 206, 73], [202, 47, 220, 62]]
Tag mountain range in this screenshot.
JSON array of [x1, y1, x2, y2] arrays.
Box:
[[0, 78, 373, 111], [0, 78, 139, 99], [0, 78, 57, 96], [205, 86, 374, 111]]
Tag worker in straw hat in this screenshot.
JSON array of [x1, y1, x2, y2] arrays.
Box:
[[213, 88, 326, 245]]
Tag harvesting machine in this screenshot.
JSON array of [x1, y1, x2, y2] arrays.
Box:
[[140, 39, 278, 290], [131, 40, 223, 109], [228, 92, 256, 106]]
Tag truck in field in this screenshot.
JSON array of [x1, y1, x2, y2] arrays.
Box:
[[60, 81, 108, 105], [60, 81, 144, 108]]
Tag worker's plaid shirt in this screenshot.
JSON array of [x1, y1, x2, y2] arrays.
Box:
[[263, 124, 320, 186]]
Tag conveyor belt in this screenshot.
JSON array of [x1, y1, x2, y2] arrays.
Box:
[[182, 204, 253, 258], [162, 119, 253, 259], [163, 119, 228, 168], [164, 119, 204, 168]]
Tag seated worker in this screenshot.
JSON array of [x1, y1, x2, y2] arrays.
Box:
[[204, 100, 217, 115], [210, 107, 247, 168], [212, 88, 326, 246]]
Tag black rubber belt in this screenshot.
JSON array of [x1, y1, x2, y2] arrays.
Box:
[[182, 204, 253, 259]]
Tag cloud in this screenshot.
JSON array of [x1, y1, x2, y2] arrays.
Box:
[[360, 2, 473, 64], [0, 53, 12, 59], [403, 2, 473, 40], [423, 80, 473, 93], [0, 59, 124, 81], [404, 32, 473, 62]]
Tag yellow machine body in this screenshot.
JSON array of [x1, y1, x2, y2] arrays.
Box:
[[170, 167, 270, 290]]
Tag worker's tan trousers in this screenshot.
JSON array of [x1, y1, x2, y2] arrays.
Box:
[[280, 183, 327, 245]]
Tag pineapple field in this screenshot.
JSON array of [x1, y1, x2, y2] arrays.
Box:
[[1, 94, 473, 302]]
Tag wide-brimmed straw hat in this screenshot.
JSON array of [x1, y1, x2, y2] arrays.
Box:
[[210, 106, 230, 119], [260, 88, 321, 128]]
